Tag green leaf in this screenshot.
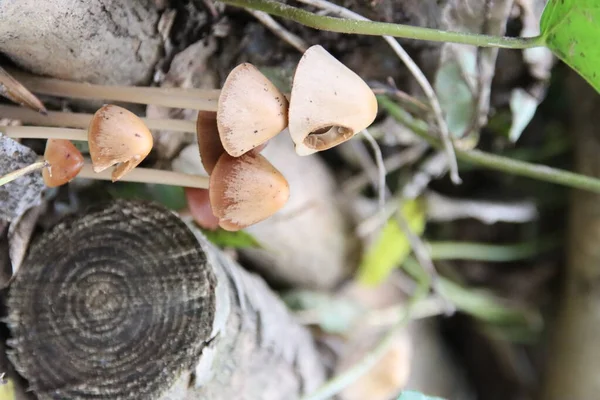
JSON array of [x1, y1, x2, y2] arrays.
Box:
[[357, 199, 426, 286], [107, 182, 187, 211], [434, 58, 477, 138], [282, 290, 364, 334], [201, 228, 262, 249], [397, 390, 445, 400], [540, 0, 600, 93]]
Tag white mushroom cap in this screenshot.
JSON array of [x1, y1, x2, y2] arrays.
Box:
[[217, 63, 289, 157], [288, 45, 378, 156]]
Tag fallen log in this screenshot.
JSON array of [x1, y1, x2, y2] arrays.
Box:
[[5, 199, 325, 399]]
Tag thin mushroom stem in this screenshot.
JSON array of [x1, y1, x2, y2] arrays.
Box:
[[2, 126, 87, 141], [0, 105, 197, 133], [77, 164, 209, 188], [5, 69, 220, 111], [0, 160, 48, 186]]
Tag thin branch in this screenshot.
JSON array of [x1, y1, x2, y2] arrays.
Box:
[[0, 67, 47, 114], [5, 69, 220, 111], [379, 95, 600, 195], [343, 143, 428, 194], [361, 129, 387, 211], [0, 105, 196, 133], [295, 0, 461, 184], [219, 0, 544, 49], [246, 9, 309, 52], [77, 164, 209, 188]]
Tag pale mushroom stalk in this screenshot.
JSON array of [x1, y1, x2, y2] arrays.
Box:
[[78, 163, 209, 188], [0, 105, 197, 133], [0, 159, 209, 189], [5, 69, 221, 111]]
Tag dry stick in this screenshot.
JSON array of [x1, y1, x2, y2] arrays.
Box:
[[361, 129, 388, 211], [280, 0, 461, 184], [0, 105, 197, 133], [0, 160, 48, 186], [247, 9, 309, 52], [343, 143, 428, 194], [5, 70, 220, 111], [0, 67, 47, 114]]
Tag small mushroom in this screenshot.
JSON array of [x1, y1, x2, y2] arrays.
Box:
[[288, 45, 378, 156], [184, 187, 220, 231], [196, 111, 225, 175], [209, 152, 289, 231], [88, 104, 153, 182], [42, 139, 84, 187], [217, 63, 288, 157]]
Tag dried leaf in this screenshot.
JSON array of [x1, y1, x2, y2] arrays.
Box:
[[435, 0, 514, 136], [340, 331, 412, 400], [508, 88, 539, 142], [0, 67, 47, 114], [0, 136, 44, 222]]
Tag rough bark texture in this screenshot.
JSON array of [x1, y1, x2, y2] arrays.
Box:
[[540, 72, 600, 400], [0, 136, 44, 222], [5, 200, 325, 400], [0, 0, 164, 85], [186, 220, 327, 399]]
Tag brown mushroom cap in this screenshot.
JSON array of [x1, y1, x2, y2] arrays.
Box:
[[288, 45, 378, 156], [217, 63, 288, 157], [196, 111, 225, 175], [209, 152, 289, 231], [88, 104, 153, 182], [42, 139, 84, 187], [185, 187, 220, 231]]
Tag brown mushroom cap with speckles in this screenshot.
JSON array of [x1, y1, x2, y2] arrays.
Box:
[[217, 63, 288, 157], [88, 104, 153, 182], [42, 139, 84, 187], [209, 152, 289, 231]]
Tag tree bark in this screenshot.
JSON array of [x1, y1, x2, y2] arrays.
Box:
[[540, 72, 600, 400], [5, 200, 325, 400], [0, 0, 164, 85]]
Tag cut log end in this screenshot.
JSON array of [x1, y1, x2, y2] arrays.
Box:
[[5, 199, 217, 399]]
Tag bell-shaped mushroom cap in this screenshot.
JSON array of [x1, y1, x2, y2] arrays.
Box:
[[288, 45, 378, 156], [209, 152, 289, 231], [217, 63, 288, 157], [196, 111, 225, 174], [88, 104, 153, 182], [42, 139, 84, 187]]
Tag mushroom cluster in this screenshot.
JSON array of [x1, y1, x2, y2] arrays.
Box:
[[11, 44, 377, 232], [39, 104, 153, 188], [196, 45, 377, 231]]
